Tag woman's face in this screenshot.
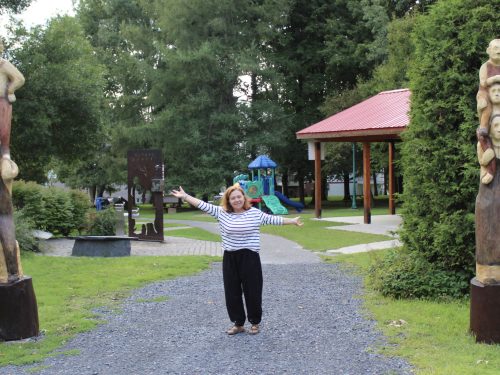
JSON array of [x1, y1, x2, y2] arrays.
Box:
[[229, 189, 245, 212]]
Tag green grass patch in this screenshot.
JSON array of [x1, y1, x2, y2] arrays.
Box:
[[323, 252, 500, 375], [138, 201, 398, 221], [262, 216, 391, 251], [318, 206, 394, 217], [0, 253, 215, 367], [164, 211, 217, 222], [162, 212, 388, 249], [165, 227, 220, 242]]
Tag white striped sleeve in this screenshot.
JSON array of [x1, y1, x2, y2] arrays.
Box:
[[258, 210, 284, 226], [197, 201, 221, 219]]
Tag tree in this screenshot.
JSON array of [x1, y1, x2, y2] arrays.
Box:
[[371, 0, 500, 299], [10, 16, 106, 182], [0, 0, 31, 14], [266, 0, 396, 203], [323, 142, 362, 201], [321, 14, 417, 199], [147, 0, 302, 194], [77, 0, 297, 195]]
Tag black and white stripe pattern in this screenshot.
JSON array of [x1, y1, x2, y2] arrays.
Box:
[[197, 201, 283, 252]]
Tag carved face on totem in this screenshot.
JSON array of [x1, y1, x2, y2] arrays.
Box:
[[487, 39, 500, 64], [489, 83, 500, 105], [490, 116, 500, 143]]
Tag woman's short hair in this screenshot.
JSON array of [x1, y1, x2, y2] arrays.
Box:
[[221, 184, 252, 212]]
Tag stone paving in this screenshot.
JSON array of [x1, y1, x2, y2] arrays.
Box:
[[40, 216, 401, 259], [40, 236, 223, 257], [319, 214, 403, 254]]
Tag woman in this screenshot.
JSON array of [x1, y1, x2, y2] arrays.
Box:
[[171, 184, 303, 335]]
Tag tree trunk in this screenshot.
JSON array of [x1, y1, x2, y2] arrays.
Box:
[[383, 167, 388, 195], [89, 185, 96, 205], [97, 185, 106, 198], [282, 171, 289, 197], [321, 176, 328, 201], [372, 171, 378, 196], [298, 174, 305, 205], [343, 173, 350, 202]]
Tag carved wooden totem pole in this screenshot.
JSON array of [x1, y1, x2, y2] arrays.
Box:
[[471, 39, 500, 344], [0, 40, 39, 341]]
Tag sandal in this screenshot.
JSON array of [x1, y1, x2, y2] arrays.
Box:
[[249, 324, 259, 335], [226, 325, 245, 335]]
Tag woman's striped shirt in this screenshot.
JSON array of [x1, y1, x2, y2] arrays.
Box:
[[197, 201, 284, 252]]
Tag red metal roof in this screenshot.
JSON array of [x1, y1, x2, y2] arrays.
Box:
[[296, 89, 410, 141]]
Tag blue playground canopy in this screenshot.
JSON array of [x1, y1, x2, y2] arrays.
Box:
[[248, 155, 277, 169]]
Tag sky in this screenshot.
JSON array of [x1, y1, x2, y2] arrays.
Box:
[[1, 0, 75, 35]]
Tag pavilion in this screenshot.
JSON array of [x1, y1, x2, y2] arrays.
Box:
[[296, 88, 411, 223]]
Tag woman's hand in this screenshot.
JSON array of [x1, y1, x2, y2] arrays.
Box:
[[170, 186, 187, 200], [292, 217, 303, 226], [284, 216, 303, 226]]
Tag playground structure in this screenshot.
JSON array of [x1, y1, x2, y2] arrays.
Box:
[[233, 155, 304, 215]]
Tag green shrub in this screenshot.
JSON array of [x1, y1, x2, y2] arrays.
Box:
[[12, 181, 91, 236], [13, 181, 47, 230], [43, 188, 74, 236], [14, 209, 39, 253], [85, 208, 116, 236], [369, 249, 469, 299], [70, 190, 92, 234]]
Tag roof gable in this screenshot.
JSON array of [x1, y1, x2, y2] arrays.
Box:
[[296, 89, 410, 141]]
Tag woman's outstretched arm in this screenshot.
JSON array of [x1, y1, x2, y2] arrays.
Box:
[[170, 186, 202, 207]]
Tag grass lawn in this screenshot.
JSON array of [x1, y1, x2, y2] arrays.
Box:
[[0, 253, 218, 367], [323, 252, 500, 375], [136, 204, 393, 250], [165, 227, 220, 242], [261, 217, 391, 251], [139, 196, 399, 220]]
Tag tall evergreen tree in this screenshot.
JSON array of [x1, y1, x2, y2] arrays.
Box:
[[371, 0, 500, 298]]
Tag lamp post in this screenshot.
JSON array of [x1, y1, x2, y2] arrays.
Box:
[[351, 142, 357, 209]]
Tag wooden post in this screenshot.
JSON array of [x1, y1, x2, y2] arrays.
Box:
[[314, 142, 322, 219], [363, 142, 371, 224], [388, 141, 395, 215], [0, 277, 39, 341]]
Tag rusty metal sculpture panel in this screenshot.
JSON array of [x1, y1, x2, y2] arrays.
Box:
[[127, 150, 164, 241]]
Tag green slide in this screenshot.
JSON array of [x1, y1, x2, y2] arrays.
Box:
[[261, 195, 288, 215]]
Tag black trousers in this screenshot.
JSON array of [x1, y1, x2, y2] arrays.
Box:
[[223, 249, 263, 326]]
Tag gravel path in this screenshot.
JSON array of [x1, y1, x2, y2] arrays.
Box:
[[0, 262, 412, 374], [1, 217, 412, 374]]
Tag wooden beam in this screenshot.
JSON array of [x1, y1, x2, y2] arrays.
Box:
[[363, 142, 371, 224], [388, 141, 395, 215], [314, 142, 322, 219], [314, 135, 402, 143], [297, 128, 405, 142]]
